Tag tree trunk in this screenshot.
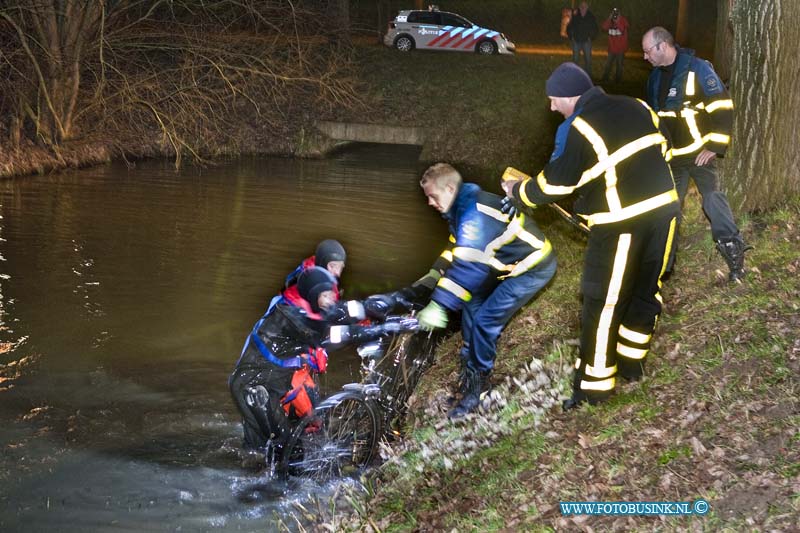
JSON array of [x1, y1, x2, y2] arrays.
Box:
[[676, 0, 690, 45], [714, 0, 734, 82], [722, 0, 800, 211]]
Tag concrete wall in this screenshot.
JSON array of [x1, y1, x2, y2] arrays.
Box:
[[317, 121, 426, 147]]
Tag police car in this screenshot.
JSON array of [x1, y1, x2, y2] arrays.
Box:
[[384, 8, 515, 55]]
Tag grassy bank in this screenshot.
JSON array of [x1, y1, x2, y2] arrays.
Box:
[[334, 43, 655, 180], [308, 43, 800, 532], [310, 196, 799, 532]]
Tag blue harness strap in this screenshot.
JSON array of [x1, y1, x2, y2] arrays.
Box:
[[235, 310, 304, 369], [249, 331, 303, 369]]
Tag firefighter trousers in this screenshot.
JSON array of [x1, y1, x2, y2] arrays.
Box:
[[574, 204, 678, 400]]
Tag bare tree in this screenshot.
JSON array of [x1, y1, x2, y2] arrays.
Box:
[[721, 0, 800, 210], [0, 1, 361, 164], [676, 0, 690, 45], [714, 0, 734, 82]]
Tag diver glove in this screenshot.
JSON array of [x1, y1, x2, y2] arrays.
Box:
[[417, 301, 448, 331]]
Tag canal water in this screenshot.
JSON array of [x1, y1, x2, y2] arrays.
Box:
[[0, 144, 448, 531]]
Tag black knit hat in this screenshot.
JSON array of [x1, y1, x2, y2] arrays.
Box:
[[314, 239, 346, 271], [298, 266, 336, 313], [545, 62, 594, 97]]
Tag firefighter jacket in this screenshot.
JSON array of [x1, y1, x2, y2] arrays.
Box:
[[430, 182, 553, 312], [507, 87, 677, 228], [646, 48, 733, 161]]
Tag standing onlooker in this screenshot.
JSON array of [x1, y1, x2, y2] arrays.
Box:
[[501, 63, 678, 408], [600, 7, 629, 84], [415, 163, 557, 419], [567, 2, 598, 76], [642, 26, 750, 281]]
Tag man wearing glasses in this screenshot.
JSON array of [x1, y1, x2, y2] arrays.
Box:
[[642, 26, 750, 282]]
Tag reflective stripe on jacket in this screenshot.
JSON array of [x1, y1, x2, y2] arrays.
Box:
[[646, 48, 733, 159], [432, 183, 553, 311], [513, 87, 677, 228]]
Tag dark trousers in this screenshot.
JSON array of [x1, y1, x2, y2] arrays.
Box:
[[574, 205, 678, 399], [671, 161, 739, 241], [460, 254, 557, 373], [571, 39, 593, 75], [229, 365, 292, 450], [601, 52, 624, 83], [665, 160, 740, 272]]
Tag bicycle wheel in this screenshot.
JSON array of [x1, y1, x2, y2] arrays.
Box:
[[279, 389, 381, 480], [375, 332, 438, 432]]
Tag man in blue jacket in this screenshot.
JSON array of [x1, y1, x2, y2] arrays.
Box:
[[416, 163, 557, 419], [643, 26, 750, 281]]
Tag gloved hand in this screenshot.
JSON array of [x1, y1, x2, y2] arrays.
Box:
[[417, 301, 448, 331], [324, 300, 366, 324], [500, 196, 518, 218], [363, 293, 395, 320]]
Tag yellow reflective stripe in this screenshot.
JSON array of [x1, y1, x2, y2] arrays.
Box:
[[453, 246, 493, 264], [686, 70, 695, 96], [448, 234, 456, 244], [537, 170, 577, 196], [619, 324, 652, 345], [706, 132, 730, 144], [518, 177, 538, 207], [670, 103, 732, 155], [502, 168, 539, 207], [589, 233, 630, 377], [658, 217, 677, 290], [437, 277, 471, 302], [580, 133, 668, 183], [572, 116, 609, 159], [586, 189, 678, 226], [580, 377, 616, 391], [572, 117, 624, 214], [617, 343, 648, 360], [706, 99, 733, 113], [657, 110, 678, 117], [440, 250, 454, 262], [476, 203, 509, 223], [513, 225, 545, 249], [503, 239, 553, 278], [583, 361, 617, 379], [453, 246, 513, 273]]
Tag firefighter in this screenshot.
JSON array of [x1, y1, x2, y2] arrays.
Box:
[[642, 26, 750, 282], [415, 163, 557, 419], [501, 62, 679, 409], [229, 266, 412, 453]]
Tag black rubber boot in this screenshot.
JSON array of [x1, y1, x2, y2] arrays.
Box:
[[445, 358, 468, 407], [715, 234, 753, 282], [448, 369, 491, 419], [562, 389, 599, 411]]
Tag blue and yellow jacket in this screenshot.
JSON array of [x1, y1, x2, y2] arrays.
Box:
[[646, 48, 733, 161], [431, 182, 553, 312]]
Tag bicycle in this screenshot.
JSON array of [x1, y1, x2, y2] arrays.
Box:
[[278, 315, 439, 480]]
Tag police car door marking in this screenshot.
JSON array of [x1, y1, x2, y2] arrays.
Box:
[[451, 26, 478, 48], [427, 25, 453, 46]]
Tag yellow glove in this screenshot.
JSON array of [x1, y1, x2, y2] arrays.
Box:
[[418, 301, 448, 331]]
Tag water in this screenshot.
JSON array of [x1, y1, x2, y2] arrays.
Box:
[[0, 144, 446, 531]]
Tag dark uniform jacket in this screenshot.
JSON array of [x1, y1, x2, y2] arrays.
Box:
[[567, 10, 598, 43], [509, 87, 677, 228], [431, 182, 553, 312], [645, 48, 733, 163]]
